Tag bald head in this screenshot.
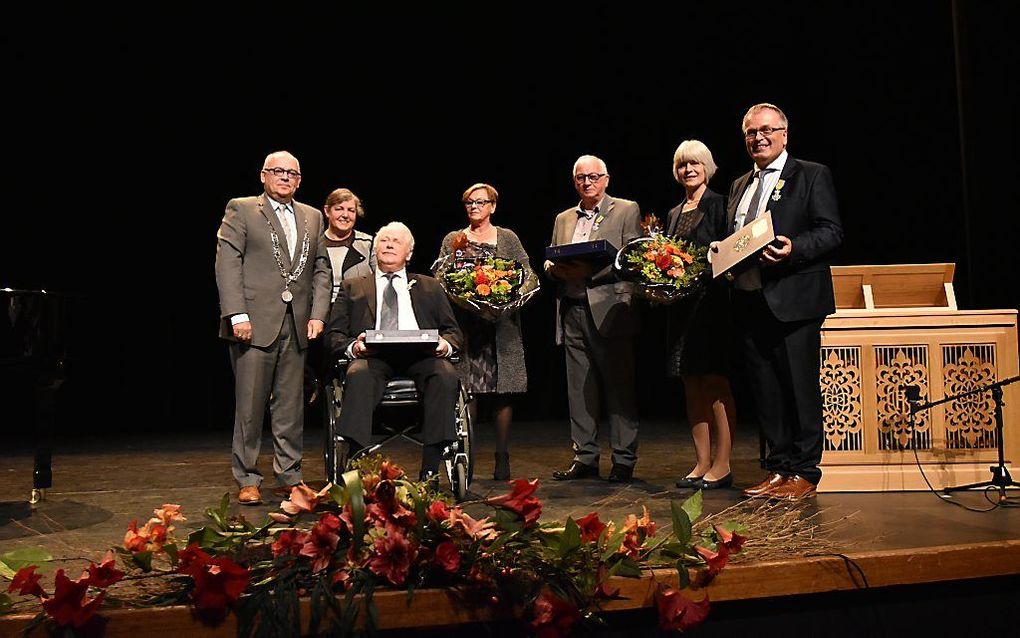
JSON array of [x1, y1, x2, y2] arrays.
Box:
[[260, 150, 302, 203]]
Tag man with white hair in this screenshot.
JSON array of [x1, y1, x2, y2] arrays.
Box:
[[545, 155, 643, 483], [326, 222, 463, 480], [216, 151, 332, 505], [725, 103, 842, 500]]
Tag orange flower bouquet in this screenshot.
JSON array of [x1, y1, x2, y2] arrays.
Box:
[[614, 214, 710, 304]]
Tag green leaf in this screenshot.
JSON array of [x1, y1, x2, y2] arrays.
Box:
[[601, 529, 625, 562], [342, 469, 366, 551], [609, 557, 642, 578], [657, 542, 687, 560], [1, 548, 53, 572], [558, 518, 581, 558], [493, 509, 523, 533], [0, 593, 12, 612], [0, 562, 15, 580], [671, 500, 692, 548], [164, 543, 179, 568], [205, 492, 231, 530], [676, 559, 691, 589], [329, 483, 348, 507], [132, 551, 154, 572], [681, 490, 703, 525]]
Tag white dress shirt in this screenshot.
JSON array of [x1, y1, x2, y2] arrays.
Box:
[[734, 150, 788, 231], [374, 268, 419, 330]]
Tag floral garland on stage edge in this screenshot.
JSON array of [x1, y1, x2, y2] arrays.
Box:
[[614, 214, 710, 304], [432, 232, 540, 322], [1, 457, 745, 636]]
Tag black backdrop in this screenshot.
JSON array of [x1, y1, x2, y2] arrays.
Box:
[[3, 3, 1016, 435]]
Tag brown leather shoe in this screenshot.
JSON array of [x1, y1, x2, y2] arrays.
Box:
[[767, 475, 817, 500], [742, 472, 786, 498], [238, 485, 262, 505]]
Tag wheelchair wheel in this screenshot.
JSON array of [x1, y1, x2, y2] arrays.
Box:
[[323, 378, 348, 484], [452, 460, 468, 502], [456, 386, 474, 483]]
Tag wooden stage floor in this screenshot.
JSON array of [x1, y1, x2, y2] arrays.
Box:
[[2, 419, 1018, 635]]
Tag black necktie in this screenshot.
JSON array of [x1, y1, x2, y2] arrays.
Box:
[[381, 273, 399, 330], [741, 168, 774, 229]]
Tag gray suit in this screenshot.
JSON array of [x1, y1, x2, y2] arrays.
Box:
[[545, 195, 642, 468], [215, 193, 332, 487]]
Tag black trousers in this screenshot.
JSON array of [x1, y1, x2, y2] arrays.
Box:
[[338, 354, 460, 451], [733, 290, 825, 484]]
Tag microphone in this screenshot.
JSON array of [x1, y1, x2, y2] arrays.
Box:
[[903, 385, 921, 414]]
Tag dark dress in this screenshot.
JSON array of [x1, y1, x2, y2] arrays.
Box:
[[665, 188, 733, 377]]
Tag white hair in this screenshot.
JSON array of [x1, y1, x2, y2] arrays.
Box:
[[376, 221, 415, 254], [672, 140, 718, 183], [572, 154, 608, 176], [262, 150, 300, 169]]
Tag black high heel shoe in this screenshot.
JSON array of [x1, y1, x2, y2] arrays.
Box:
[[494, 452, 511, 481], [699, 473, 733, 490], [675, 475, 705, 489]]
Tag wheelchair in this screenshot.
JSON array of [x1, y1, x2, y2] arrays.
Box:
[[322, 354, 474, 500]]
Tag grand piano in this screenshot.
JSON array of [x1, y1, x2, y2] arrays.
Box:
[[1, 288, 73, 504]]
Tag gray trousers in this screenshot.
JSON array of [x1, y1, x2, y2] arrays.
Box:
[[562, 299, 639, 468], [229, 311, 304, 487]]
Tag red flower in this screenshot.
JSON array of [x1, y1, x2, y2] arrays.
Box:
[[7, 565, 46, 598], [575, 512, 606, 544], [655, 253, 674, 270], [619, 506, 657, 558], [190, 559, 250, 613], [695, 545, 729, 575], [299, 513, 342, 573], [714, 524, 746, 554], [447, 508, 498, 541], [368, 530, 418, 586], [655, 585, 710, 632], [434, 541, 461, 573], [485, 478, 542, 526], [123, 519, 168, 554], [426, 499, 449, 523], [531, 589, 581, 638], [176, 544, 212, 574], [271, 529, 308, 558], [81, 550, 124, 589], [41, 569, 104, 629], [474, 270, 490, 285], [281, 483, 332, 516], [380, 460, 405, 480]]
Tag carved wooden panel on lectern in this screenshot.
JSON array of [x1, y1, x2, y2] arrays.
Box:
[[820, 347, 863, 451], [942, 345, 998, 450], [875, 346, 930, 450]]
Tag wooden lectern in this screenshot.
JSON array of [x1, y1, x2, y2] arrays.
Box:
[[818, 264, 1019, 491]]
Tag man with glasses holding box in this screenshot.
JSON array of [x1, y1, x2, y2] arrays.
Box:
[[545, 155, 642, 483], [215, 151, 332, 505], [723, 104, 843, 500]]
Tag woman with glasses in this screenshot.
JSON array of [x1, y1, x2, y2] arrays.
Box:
[[433, 183, 536, 480], [322, 188, 374, 301], [666, 141, 738, 491]]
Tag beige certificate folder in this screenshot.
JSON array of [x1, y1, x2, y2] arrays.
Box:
[[712, 211, 776, 279]]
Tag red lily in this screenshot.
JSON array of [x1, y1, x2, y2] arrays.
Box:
[[575, 512, 607, 544], [368, 530, 419, 586], [485, 478, 542, 526], [531, 589, 581, 638], [41, 569, 104, 629], [434, 541, 461, 573], [655, 585, 710, 631], [81, 550, 124, 589], [7, 565, 46, 598]]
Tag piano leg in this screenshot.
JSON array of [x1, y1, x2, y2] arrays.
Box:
[[30, 374, 60, 506]]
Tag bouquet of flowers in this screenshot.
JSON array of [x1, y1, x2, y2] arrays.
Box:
[[432, 233, 539, 321], [614, 214, 710, 304], [2, 456, 745, 636]]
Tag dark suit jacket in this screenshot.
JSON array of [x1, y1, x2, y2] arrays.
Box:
[[666, 187, 728, 247], [326, 272, 463, 356], [726, 157, 843, 322]]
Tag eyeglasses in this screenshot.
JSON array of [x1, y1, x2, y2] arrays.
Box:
[[573, 172, 607, 184], [744, 127, 786, 140], [464, 199, 495, 208], [263, 167, 302, 179]]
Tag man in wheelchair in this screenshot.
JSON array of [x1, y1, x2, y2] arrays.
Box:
[[325, 222, 463, 480]]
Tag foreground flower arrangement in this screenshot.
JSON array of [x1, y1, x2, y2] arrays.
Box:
[[2, 457, 744, 635]]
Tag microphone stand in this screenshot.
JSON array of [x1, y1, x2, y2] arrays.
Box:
[[906, 375, 1020, 503]]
